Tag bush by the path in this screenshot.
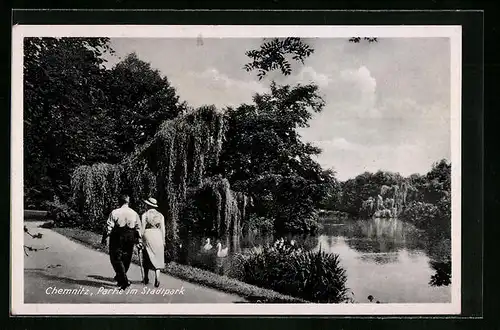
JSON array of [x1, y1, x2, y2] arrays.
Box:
[[230, 242, 352, 303], [44, 197, 83, 228]]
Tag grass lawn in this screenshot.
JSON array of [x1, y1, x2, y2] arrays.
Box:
[[52, 226, 307, 303]]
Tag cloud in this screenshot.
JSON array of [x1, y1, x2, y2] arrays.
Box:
[[106, 38, 451, 181], [199, 68, 267, 94], [284, 63, 450, 181], [314, 138, 363, 152], [286, 65, 381, 123], [339, 66, 377, 99], [171, 68, 268, 108], [294, 66, 332, 88], [303, 97, 450, 181]]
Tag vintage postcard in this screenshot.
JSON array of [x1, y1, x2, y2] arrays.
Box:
[[11, 24, 461, 315]]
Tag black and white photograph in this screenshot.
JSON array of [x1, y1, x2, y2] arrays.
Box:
[[11, 25, 462, 315]]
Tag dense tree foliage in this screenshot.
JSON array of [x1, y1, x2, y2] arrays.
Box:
[[400, 159, 451, 237], [318, 159, 451, 238], [106, 53, 187, 154], [330, 171, 406, 215], [217, 82, 325, 182], [24, 37, 117, 207], [213, 82, 334, 233], [24, 38, 185, 208]]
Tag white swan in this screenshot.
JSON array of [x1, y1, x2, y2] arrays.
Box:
[[203, 238, 212, 251], [216, 242, 228, 258]]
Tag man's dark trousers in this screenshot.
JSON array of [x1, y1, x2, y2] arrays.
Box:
[[109, 226, 137, 288]]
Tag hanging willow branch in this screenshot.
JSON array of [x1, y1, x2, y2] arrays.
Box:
[[182, 175, 249, 253], [70, 105, 249, 259]]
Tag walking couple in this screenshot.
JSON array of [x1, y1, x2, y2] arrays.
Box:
[[101, 194, 166, 290]]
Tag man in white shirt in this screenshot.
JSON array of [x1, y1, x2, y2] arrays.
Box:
[[101, 194, 142, 290]]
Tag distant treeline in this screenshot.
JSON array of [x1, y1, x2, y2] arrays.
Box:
[[320, 159, 451, 237]]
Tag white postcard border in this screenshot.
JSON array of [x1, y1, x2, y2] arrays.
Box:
[[11, 24, 462, 315]]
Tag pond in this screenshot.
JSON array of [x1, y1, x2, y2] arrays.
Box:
[[183, 217, 452, 303]]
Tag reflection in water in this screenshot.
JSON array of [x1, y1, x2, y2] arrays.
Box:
[[357, 252, 400, 265], [182, 216, 451, 303], [322, 218, 422, 254], [429, 257, 452, 287]]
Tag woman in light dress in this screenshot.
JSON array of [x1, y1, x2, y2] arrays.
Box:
[[140, 197, 165, 287]]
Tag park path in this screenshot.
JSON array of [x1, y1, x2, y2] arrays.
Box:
[[24, 221, 247, 303]]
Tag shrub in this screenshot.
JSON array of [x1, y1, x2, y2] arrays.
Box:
[[44, 196, 82, 228], [230, 242, 351, 303], [188, 250, 219, 273], [242, 215, 274, 234], [243, 174, 321, 235], [400, 197, 451, 239], [400, 201, 438, 227], [279, 214, 319, 234]]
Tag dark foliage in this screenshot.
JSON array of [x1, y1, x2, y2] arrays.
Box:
[[244, 38, 314, 80], [348, 37, 378, 43], [24, 37, 116, 207], [106, 53, 187, 154], [44, 197, 83, 228], [215, 82, 332, 235], [24, 39, 185, 208], [400, 159, 451, 238], [429, 256, 451, 287], [231, 242, 351, 303]]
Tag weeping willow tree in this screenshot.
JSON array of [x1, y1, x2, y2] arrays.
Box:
[[70, 105, 247, 260], [360, 181, 418, 218], [181, 175, 251, 253], [71, 163, 122, 231]]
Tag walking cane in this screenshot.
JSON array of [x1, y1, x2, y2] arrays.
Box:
[[137, 245, 144, 283]]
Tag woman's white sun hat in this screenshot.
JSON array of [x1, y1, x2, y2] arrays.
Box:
[[144, 197, 158, 208]]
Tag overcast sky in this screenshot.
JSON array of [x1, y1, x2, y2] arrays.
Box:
[[104, 37, 451, 181]]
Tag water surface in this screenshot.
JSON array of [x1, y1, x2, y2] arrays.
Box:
[[188, 217, 451, 303]]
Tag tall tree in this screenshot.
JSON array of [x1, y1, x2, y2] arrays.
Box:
[[24, 37, 116, 207], [214, 82, 333, 233], [218, 81, 325, 185], [24, 42, 187, 208], [339, 171, 405, 215], [107, 53, 187, 154]]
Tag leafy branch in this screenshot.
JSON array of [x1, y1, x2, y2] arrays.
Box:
[[244, 38, 314, 80], [348, 37, 378, 43], [244, 37, 378, 81]]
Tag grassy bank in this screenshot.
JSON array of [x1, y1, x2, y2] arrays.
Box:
[[51, 225, 307, 303]]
